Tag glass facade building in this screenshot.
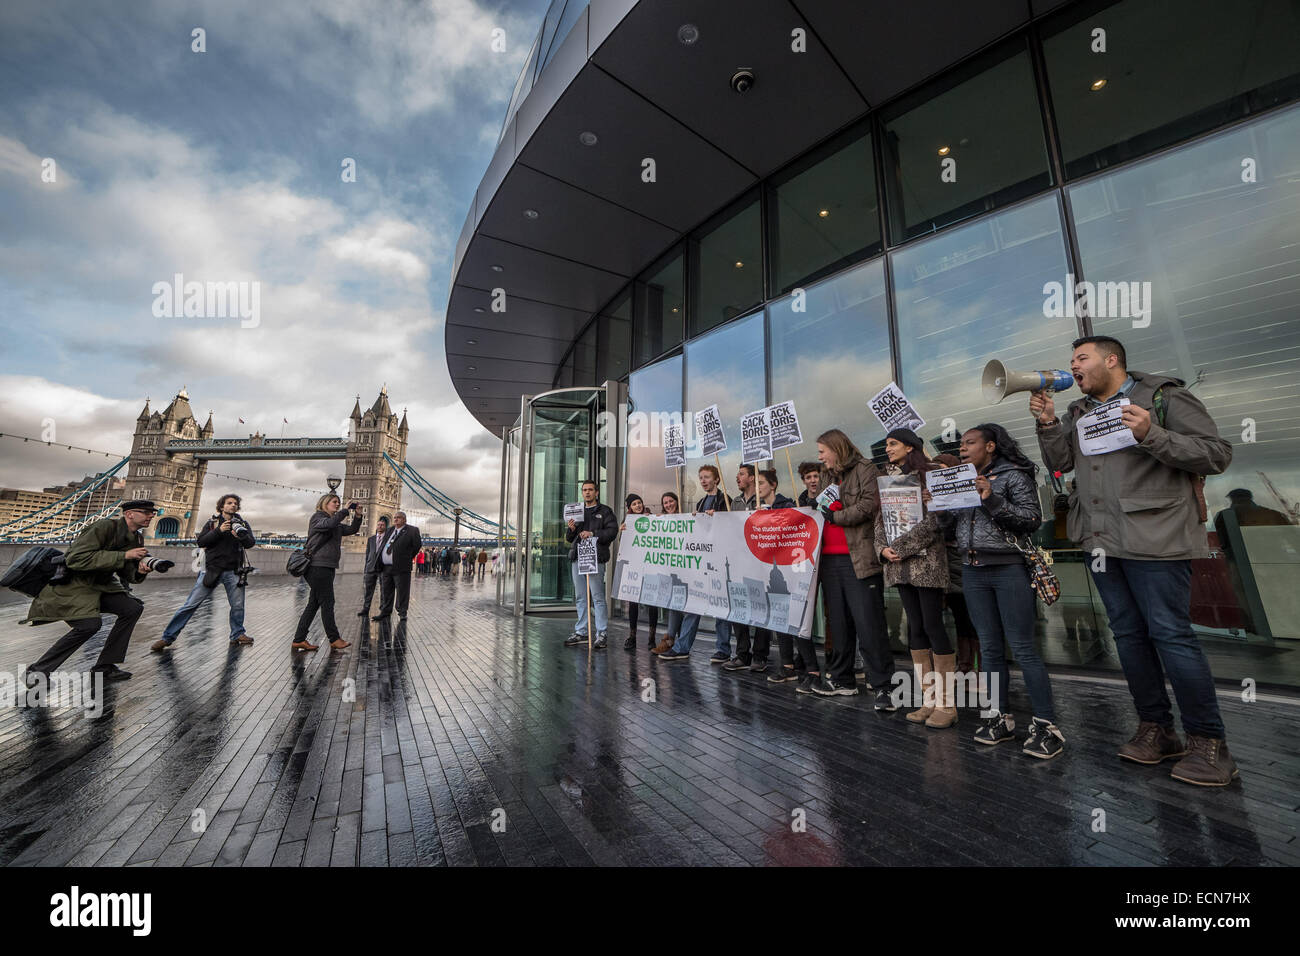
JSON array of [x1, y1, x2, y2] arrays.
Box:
[[463, 0, 1300, 688]]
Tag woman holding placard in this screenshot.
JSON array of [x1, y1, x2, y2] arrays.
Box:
[[809, 429, 898, 711], [940, 424, 1064, 759], [621, 493, 659, 650], [874, 429, 955, 728]]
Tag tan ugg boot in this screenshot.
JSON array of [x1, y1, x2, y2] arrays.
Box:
[[906, 650, 934, 723], [925, 653, 959, 729]]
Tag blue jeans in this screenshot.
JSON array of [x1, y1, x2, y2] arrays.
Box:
[[1089, 558, 1225, 739], [571, 561, 608, 636], [161, 570, 246, 644], [962, 563, 1056, 722], [668, 612, 731, 656]]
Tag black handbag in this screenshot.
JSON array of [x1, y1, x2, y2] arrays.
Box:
[[1, 546, 68, 596], [286, 529, 324, 578]]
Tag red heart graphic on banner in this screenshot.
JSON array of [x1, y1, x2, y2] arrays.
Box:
[[744, 509, 820, 565]]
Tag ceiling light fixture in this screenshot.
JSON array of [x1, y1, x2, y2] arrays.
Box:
[[466, 339, 478, 345], [938, 146, 950, 156], [467, 366, 477, 371], [523, 208, 539, 219], [677, 23, 699, 45], [490, 264, 504, 272], [1090, 78, 1107, 91], [473, 307, 485, 313], [818, 209, 829, 218], [579, 131, 598, 146], [734, 261, 744, 269]]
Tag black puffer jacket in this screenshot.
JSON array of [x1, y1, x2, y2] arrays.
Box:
[[939, 458, 1042, 566], [565, 501, 619, 563]]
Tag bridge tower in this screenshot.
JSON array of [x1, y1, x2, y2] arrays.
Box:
[[344, 387, 407, 546], [123, 386, 211, 541]]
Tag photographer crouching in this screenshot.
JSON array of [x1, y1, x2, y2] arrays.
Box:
[[152, 493, 256, 653], [21, 499, 168, 683]]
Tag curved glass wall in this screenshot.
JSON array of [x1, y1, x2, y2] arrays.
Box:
[[519, 0, 1300, 684]]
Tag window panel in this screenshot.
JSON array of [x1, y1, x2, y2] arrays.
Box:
[[768, 256, 892, 489], [689, 196, 763, 336], [769, 125, 882, 295], [1043, 0, 1300, 178], [1070, 103, 1300, 674], [632, 248, 684, 367], [883, 42, 1052, 243], [682, 311, 766, 506]]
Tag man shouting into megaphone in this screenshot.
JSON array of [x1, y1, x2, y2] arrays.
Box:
[[1031, 334, 1236, 788]]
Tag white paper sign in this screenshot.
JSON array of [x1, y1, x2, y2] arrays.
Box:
[[1077, 398, 1138, 456], [765, 401, 803, 450], [815, 484, 841, 510], [663, 423, 686, 468], [868, 381, 926, 433], [576, 536, 599, 575], [564, 502, 584, 525], [925, 464, 982, 511], [744, 578, 768, 626], [694, 404, 728, 457], [726, 581, 750, 625], [877, 475, 924, 544], [741, 408, 772, 464], [669, 584, 688, 611], [767, 593, 791, 633]]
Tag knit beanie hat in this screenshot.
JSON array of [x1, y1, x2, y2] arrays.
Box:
[[886, 427, 924, 451], [625, 493, 644, 509]]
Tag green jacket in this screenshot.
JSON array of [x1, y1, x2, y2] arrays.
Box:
[[1036, 370, 1231, 560], [22, 517, 145, 625]]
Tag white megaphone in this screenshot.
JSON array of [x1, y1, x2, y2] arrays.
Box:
[[981, 359, 1075, 404]]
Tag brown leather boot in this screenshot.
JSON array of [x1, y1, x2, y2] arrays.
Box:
[[652, 636, 675, 655], [905, 650, 934, 723], [925, 653, 958, 729], [1170, 735, 1238, 786], [1117, 721, 1186, 764]]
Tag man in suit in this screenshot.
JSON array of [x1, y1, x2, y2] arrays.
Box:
[[374, 511, 421, 620], [357, 515, 389, 617]]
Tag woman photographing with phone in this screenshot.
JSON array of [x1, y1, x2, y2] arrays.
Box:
[[292, 493, 363, 651]]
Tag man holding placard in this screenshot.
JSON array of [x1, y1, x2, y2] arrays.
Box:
[[564, 480, 619, 650], [1032, 335, 1236, 786]]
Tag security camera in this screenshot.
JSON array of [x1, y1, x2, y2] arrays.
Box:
[[730, 68, 754, 94]]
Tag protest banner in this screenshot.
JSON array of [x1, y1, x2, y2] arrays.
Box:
[[613, 509, 824, 637], [1077, 398, 1138, 455], [925, 464, 982, 511], [741, 408, 772, 465], [868, 381, 926, 433], [663, 423, 686, 468], [694, 404, 728, 457], [877, 474, 924, 544]]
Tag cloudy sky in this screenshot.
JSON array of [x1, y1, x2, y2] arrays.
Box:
[[0, 0, 550, 534]]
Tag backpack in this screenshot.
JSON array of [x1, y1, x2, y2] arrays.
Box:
[[1152, 385, 1209, 524], [1, 546, 69, 597]]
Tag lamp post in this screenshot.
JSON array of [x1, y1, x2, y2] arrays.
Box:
[[453, 508, 463, 547]]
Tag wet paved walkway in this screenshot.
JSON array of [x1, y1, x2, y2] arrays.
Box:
[[0, 571, 1296, 867]]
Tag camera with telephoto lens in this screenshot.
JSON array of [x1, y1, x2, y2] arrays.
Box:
[[139, 555, 174, 573]]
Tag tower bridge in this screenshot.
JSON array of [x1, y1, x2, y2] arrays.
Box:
[[0, 386, 509, 545]]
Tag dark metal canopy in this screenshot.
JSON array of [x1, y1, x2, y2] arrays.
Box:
[[446, 0, 1073, 431]]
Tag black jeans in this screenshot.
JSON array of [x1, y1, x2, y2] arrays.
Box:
[[380, 568, 411, 615], [30, 590, 143, 673], [735, 624, 770, 663], [821, 555, 893, 688], [897, 584, 952, 654], [628, 601, 658, 630], [361, 571, 380, 612], [295, 565, 339, 642]]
